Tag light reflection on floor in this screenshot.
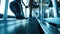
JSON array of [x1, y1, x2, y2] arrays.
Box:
[[0, 19, 29, 34], [0, 18, 60, 34]]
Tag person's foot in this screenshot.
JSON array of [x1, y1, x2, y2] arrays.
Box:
[[29, 14, 32, 18], [28, 14, 32, 21]]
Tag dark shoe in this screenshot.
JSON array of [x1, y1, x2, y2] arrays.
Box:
[[16, 15, 25, 19], [29, 14, 32, 18]]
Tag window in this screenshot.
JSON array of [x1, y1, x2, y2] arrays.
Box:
[[0, 0, 15, 16]]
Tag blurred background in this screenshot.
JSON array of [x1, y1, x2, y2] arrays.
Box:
[[0, 0, 60, 34]]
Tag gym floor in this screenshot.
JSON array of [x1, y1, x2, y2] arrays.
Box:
[[0, 18, 60, 34]]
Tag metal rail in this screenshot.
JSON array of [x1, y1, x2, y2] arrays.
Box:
[[3, 0, 9, 20]]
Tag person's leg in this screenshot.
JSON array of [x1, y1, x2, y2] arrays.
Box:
[[29, 6, 33, 18], [29, 0, 33, 18]]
